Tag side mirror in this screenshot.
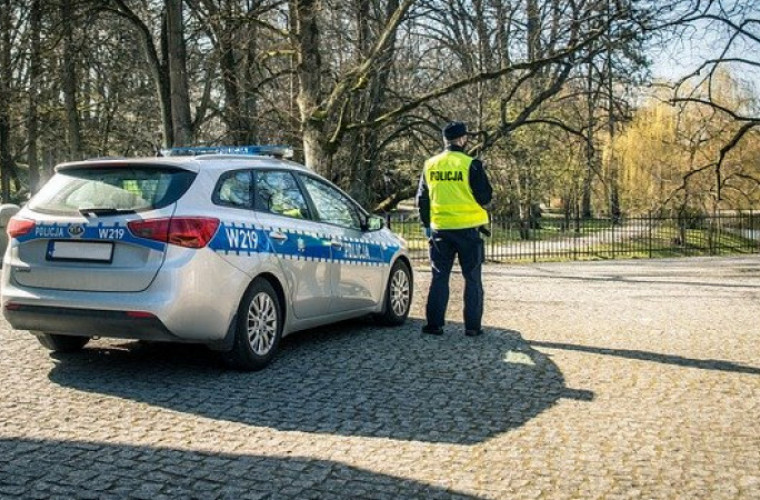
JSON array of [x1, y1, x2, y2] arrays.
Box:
[[364, 214, 385, 232]]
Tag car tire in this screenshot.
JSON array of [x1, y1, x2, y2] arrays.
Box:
[[224, 278, 283, 371], [375, 260, 412, 326], [36, 333, 89, 352]]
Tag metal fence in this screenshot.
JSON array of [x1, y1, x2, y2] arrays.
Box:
[[387, 212, 760, 263]]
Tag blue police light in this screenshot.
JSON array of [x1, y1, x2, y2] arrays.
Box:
[[162, 145, 294, 159]]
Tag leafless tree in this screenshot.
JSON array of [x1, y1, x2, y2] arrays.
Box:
[[656, 0, 760, 205]]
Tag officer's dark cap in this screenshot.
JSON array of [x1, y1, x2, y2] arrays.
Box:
[[443, 121, 467, 141]]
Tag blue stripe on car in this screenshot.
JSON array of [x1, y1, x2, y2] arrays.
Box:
[[16, 222, 166, 251], [208, 222, 398, 265], [16, 221, 400, 265]]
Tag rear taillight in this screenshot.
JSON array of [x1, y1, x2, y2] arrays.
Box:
[[128, 217, 219, 249], [128, 218, 170, 242], [7, 217, 35, 238], [126, 310, 157, 319], [166, 217, 220, 248]]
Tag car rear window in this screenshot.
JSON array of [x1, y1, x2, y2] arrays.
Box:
[[28, 166, 197, 215]]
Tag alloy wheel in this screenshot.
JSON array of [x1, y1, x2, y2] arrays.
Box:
[[247, 292, 278, 355], [390, 267, 411, 317]]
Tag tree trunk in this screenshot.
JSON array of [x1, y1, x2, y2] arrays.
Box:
[[345, 0, 372, 201], [582, 143, 594, 218], [606, 9, 621, 224], [157, 12, 174, 149], [291, 0, 412, 181], [220, 30, 244, 143], [242, 22, 259, 144], [166, 0, 193, 146], [201, 0, 249, 144], [582, 58, 595, 219], [519, 0, 541, 237], [348, 0, 400, 206], [62, 0, 82, 159], [110, 0, 174, 148], [27, 0, 42, 193], [0, 0, 16, 202], [303, 123, 332, 176], [526, 0, 540, 62], [494, 0, 510, 69], [291, 0, 328, 174]]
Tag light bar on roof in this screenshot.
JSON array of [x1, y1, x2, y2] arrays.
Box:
[[162, 145, 294, 159]]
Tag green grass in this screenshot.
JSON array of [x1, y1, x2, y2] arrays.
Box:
[[529, 227, 758, 261], [618, 226, 759, 258], [393, 220, 617, 245]]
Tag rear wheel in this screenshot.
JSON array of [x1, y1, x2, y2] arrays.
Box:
[[36, 333, 89, 353], [376, 260, 412, 326], [224, 278, 283, 371]]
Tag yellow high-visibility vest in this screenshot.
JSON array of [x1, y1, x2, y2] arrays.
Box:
[[424, 150, 489, 230]]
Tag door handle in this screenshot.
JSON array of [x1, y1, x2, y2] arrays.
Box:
[[269, 231, 288, 242]]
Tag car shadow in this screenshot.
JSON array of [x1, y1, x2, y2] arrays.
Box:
[[47, 319, 593, 445], [0, 437, 481, 498]]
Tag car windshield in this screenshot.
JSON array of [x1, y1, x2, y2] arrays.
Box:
[[29, 166, 196, 215]]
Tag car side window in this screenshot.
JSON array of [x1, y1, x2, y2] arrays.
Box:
[[255, 170, 310, 219], [215, 170, 252, 208], [300, 175, 362, 230]]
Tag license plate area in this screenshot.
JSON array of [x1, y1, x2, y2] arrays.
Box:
[[46, 240, 114, 263]]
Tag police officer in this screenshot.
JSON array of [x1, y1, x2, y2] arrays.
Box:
[[416, 121, 493, 336]]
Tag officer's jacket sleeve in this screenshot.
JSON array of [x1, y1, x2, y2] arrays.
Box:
[[469, 159, 493, 207], [415, 168, 431, 228]]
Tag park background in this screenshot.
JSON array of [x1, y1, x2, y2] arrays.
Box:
[[1, 0, 759, 261]]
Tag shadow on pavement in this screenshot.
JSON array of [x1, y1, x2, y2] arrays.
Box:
[[47, 319, 593, 445], [0, 437, 480, 499], [531, 340, 760, 375]]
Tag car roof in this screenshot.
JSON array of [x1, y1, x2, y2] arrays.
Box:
[[56, 154, 312, 175]]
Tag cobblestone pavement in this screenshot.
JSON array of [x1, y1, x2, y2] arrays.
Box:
[[1, 256, 759, 499]]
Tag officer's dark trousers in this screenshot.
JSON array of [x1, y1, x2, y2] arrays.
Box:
[[425, 227, 484, 331]]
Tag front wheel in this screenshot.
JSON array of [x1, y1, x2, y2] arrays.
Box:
[[375, 260, 412, 326], [36, 333, 89, 353], [224, 278, 283, 371]]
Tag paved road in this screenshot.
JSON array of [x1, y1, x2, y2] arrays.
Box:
[[1, 256, 759, 499]]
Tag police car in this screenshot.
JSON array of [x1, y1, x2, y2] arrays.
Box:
[[1, 146, 413, 370]]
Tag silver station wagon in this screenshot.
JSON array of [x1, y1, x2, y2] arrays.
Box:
[[1, 146, 413, 370]]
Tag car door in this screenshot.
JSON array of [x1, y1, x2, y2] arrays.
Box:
[[207, 168, 275, 282], [252, 169, 334, 320], [298, 174, 386, 313]]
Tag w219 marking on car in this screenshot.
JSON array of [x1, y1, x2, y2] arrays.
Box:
[[224, 227, 259, 251], [1, 145, 413, 371], [98, 228, 126, 240]]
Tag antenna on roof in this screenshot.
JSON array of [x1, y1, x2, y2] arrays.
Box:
[[161, 145, 294, 159]]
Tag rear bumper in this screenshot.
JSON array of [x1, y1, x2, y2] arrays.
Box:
[[3, 304, 181, 342], [0, 247, 251, 342]]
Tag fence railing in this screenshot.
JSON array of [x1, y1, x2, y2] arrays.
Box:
[[387, 212, 760, 263]]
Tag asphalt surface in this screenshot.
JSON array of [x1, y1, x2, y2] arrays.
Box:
[[1, 256, 759, 499]]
